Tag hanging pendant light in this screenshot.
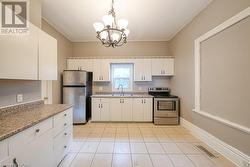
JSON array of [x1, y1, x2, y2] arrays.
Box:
[[93, 0, 129, 48]]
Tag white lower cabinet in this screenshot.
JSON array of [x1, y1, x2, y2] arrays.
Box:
[[92, 98, 110, 121], [92, 97, 152, 122], [133, 98, 153, 122], [0, 108, 73, 167], [110, 98, 133, 122], [122, 99, 133, 121], [0, 140, 9, 166]]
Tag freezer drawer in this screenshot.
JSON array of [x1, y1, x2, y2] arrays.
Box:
[[63, 87, 86, 124], [63, 70, 87, 86]]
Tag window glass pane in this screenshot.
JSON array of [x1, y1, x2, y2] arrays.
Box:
[[114, 68, 130, 78], [111, 63, 133, 91], [114, 78, 130, 89]]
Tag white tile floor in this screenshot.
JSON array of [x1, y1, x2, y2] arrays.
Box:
[[59, 123, 236, 167]]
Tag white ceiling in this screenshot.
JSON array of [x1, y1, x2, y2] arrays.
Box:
[[41, 0, 212, 42]]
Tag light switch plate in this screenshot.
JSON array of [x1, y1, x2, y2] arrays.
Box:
[[16, 94, 23, 103]]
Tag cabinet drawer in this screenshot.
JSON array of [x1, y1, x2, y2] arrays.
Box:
[[33, 118, 53, 138], [53, 127, 72, 166], [0, 140, 8, 162], [9, 117, 53, 150], [92, 98, 109, 103], [54, 109, 73, 137]]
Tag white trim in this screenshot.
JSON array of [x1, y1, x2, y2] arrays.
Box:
[[193, 110, 250, 134], [42, 17, 73, 42], [0, 99, 43, 109], [41, 80, 53, 104], [194, 7, 250, 133], [180, 117, 250, 167]]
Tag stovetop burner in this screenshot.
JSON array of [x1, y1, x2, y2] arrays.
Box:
[[148, 87, 178, 98]]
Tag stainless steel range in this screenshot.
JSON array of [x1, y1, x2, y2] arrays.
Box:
[[148, 87, 179, 125]]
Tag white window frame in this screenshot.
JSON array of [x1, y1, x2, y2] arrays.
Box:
[[194, 7, 250, 134], [111, 63, 134, 92]]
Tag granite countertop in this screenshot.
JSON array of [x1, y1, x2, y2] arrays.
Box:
[[0, 103, 72, 141], [91, 93, 153, 98]]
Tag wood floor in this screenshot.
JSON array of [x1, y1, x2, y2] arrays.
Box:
[[59, 122, 236, 167]]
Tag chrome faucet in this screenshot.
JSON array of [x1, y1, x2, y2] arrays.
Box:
[[117, 84, 124, 96]]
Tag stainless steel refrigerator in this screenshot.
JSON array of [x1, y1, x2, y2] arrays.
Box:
[[63, 70, 92, 124]]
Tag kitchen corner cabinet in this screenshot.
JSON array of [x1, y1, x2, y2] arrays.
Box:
[[0, 23, 57, 80], [92, 98, 110, 121], [133, 98, 153, 122], [110, 98, 133, 121], [152, 58, 174, 76], [134, 59, 152, 81], [93, 59, 110, 82], [67, 59, 93, 71], [0, 108, 73, 167]]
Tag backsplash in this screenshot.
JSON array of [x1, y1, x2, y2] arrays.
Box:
[[0, 80, 41, 107], [93, 76, 171, 94]]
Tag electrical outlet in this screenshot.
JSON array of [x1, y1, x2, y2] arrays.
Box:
[[16, 94, 23, 103]]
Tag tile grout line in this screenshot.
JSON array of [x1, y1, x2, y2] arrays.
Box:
[[139, 126, 155, 167], [88, 131, 102, 167], [111, 127, 117, 167]]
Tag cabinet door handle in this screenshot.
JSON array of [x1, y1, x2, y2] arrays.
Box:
[[141, 99, 143, 103], [64, 123, 67, 126], [144, 99, 146, 103], [99, 104, 100, 108], [101, 104, 103, 108], [64, 145, 67, 149], [64, 113, 67, 117], [13, 158, 18, 167], [35, 129, 40, 133], [64, 133, 68, 136]]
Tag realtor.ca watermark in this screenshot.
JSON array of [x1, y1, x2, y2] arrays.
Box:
[[0, 0, 29, 35]]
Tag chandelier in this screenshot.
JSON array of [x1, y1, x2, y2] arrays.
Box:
[[93, 0, 129, 48]]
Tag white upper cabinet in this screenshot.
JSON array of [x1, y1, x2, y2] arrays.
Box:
[[0, 24, 39, 80], [134, 59, 152, 81], [93, 59, 110, 82], [67, 59, 93, 71], [39, 30, 57, 80], [152, 58, 174, 76], [0, 23, 57, 80]]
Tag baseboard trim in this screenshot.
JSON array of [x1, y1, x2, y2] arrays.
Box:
[[180, 117, 250, 167]]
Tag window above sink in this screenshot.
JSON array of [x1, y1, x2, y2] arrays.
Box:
[[111, 63, 134, 92]]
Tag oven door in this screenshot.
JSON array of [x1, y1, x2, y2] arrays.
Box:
[[154, 98, 178, 117]]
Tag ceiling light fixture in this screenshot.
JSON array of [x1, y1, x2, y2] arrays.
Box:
[[93, 0, 129, 48]]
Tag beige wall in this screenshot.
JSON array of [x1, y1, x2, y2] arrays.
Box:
[[170, 0, 250, 156], [201, 16, 250, 127], [42, 20, 73, 104], [72, 41, 172, 94], [0, 0, 42, 107], [72, 41, 171, 58]]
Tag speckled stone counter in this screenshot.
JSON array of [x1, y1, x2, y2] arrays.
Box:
[[91, 93, 153, 98], [0, 102, 72, 141]]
